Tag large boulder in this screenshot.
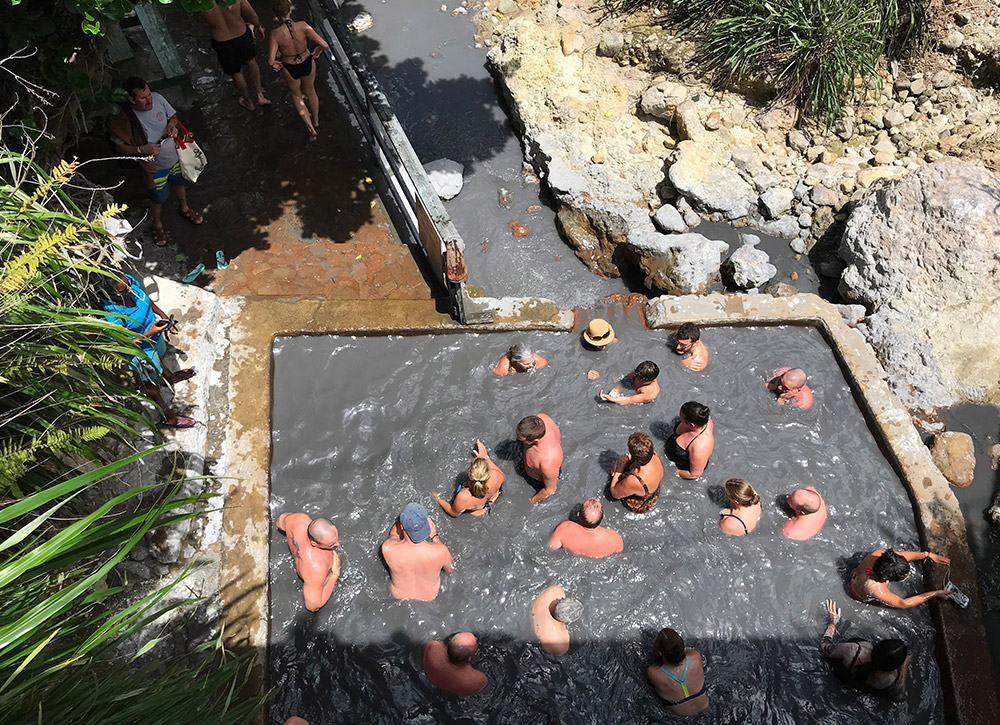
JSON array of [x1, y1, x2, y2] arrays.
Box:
[[629, 231, 729, 295], [723, 242, 777, 289], [929, 432, 976, 487], [839, 159, 1000, 410], [668, 141, 753, 220]]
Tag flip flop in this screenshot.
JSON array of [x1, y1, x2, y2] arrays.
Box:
[[158, 415, 196, 429], [215, 250, 229, 269], [168, 368, 197, 384], [179, 207, 204, 225], [152, 225, 168, 247], [182, 263, 205, 283]]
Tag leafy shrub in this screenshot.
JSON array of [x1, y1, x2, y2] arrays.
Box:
[[604, 0, 926, 123]]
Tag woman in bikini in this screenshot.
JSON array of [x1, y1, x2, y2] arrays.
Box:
[[432, 439, 505, 517], [848, 548, 951, 607], [647, 628, 709, 716], [820, 599, 912, 701], [719, 478, 762, 536], [268, 0, 328, 140], [665, 401, 714, 479], [610, 431, 663, 513]]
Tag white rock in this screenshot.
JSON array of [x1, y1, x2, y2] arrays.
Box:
[[424, 158, 465, 200], [653, 204, 687, 233]]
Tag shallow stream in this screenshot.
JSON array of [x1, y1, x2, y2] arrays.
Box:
[[269, 313, 942, 723]]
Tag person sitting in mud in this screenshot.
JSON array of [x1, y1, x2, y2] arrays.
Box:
[[423, 632, 488, 696], [275, 512, 341, 612], [783, 486, 827, 541], [433, 439, 506, 517], [848, 548, 951, 608], [610, 432, 663, 513], [820, 599, 911, 702], [766, 366, 814, 409], [647, 628, 709, 716], [102, 273, 197, 429], [517, 414, 563, 503], [532, 585, 583, 656], [381, 503, 455, 601], [582, 318, 617, 350], [673, 322, 709, 372], [718, 478, 762, 536], [494, 342, 547, 375], [599, 360, 660, 405], [548, 498, 624, 557], [665, 401, 714, 479]]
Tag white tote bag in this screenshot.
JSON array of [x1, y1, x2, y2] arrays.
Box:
[[175, 121, 207, 183]]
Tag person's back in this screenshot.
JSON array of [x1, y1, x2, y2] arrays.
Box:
[[381, 503, 454, 601], [518, 414, 563, 502], [423, 633, 488, 696], [783, 486, 827, 541], [532, 586, 582, 656], [198, 1, 247, 40], [719, 478, 761, 536], [276, 512, 340, 611], [647, 628, 709, 716], [549, 499, 623, 558]]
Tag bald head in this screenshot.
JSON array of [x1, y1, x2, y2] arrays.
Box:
[[788, 488, 821, 514], [782, 368, 807, 390], [307, 518, 339, 549], [446, 632, 478, 663], [582, 497, 603, 526]]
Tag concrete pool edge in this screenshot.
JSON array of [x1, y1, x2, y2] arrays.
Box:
[[220, 293, 996, 724]]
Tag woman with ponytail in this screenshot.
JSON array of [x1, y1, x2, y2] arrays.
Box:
[[433, 439, 506, 517]]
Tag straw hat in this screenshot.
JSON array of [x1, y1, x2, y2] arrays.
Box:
[[583, 318, 615, 347]]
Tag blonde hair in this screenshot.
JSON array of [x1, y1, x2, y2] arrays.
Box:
[[467, 458, 490, 498], [725, 478, 760, 507]]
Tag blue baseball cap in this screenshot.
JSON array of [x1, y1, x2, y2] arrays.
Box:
[[400, 502, 431, 543]]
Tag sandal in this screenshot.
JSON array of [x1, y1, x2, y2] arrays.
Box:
[[152, 225, 168, 247], [158, 415, 196, 429], [179, 207, 204, 225], [182, 263, 205, 284], [215, 250, 229, 269], [167, 368, 196, 384]]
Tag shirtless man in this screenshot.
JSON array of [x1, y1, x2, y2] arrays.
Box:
[[517, 414, 563, 503], [848, 548, 951, 608], [674, 322, 709, 372], [532, 585, 583, 656], [548, 498, 624, 558], [381, 503, 455, 601], [599, 360, 660, 405], [766, 367, 814, 409], [275, 512, 341, 612], [197, 0, 269, 112], [423, 632, 488, 696], [494, 342, 547, 375], [783, 486, 827, 541]]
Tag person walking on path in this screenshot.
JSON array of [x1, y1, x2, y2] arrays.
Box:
[[268, 0, 329, 140], [197, 0, 270, 112], [109, 77, 205, 247]]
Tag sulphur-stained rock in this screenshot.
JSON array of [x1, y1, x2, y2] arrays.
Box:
[[763, 282, 799, 297], [555, 205, 625, 278], [930, 432, 976, 487], [988, 444, 1000, 471], [668, 141, 753, 220], [631, 231, 729, 295], [639, 80, 688, 123], [498, 187, 514, 208], [840, 159, 1000, 410], [509, 220, 530, 237]]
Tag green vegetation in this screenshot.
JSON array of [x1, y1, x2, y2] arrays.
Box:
[[605, 0, 926, 123], [0, 451, 262, 724]]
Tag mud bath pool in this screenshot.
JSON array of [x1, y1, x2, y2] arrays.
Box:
[[268, 320, 943, 724]]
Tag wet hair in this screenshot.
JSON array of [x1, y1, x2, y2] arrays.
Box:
[[467, 458, 490, 499], [306, 517, 338, 547], [725, 478, 760, 507], [871, 639, 908, 671], [680, 401, 710, 427], [517, 415, 546, 442], [444, 632, 478, 663], [553, 597, 583, 624], [872, 550, 910, 583], [634, 360, 659, 382], [123, 76, 148, 97], [627, 432, 655, 466], [581, 497, 603, 526], [677, 322, 701, 342], [508, 343, 532, 362], [652, 628, 686, 666]]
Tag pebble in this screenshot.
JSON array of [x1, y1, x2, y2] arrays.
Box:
[[943, 30, 965, 51], [526, 205, 542, 213], [509, 221, 529, 237], [498, 187, 514, 209]]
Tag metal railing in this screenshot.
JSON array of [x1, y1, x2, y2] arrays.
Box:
[[312, 0, 473, 323]]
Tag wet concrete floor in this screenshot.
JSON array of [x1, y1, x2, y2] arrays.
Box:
[[268, 313, 942, 724]]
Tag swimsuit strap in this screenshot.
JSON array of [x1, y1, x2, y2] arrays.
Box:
[[626, 469, 647, 494], [683, 425, 707, 451], [660, 656, 691, 697], [720, 512, 748, 534]]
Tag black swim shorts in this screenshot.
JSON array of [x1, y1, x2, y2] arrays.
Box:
[[211, 27, 255, 75]]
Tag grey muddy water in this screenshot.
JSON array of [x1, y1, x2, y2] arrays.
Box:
[[269, 313, 942, 724]]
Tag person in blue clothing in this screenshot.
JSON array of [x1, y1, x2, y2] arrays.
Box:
[[647, 628, 709, 716], [103, 273, 197, 428]]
